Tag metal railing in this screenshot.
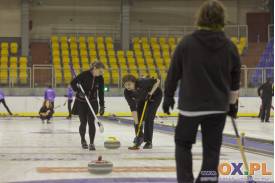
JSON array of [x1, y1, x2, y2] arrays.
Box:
[[0, 66, 273, 89], [268, 24, 274, 41], [130, 25, 248, 40]]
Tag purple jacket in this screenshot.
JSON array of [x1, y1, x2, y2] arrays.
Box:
[[0, 89, 4, 100], [44, 88, 56, 102], [67, 87, 74, 100]]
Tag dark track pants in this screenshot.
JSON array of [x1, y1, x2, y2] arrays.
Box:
[[137, 93, 162, 143], [175, 114, 226, 183], [78, 101, 98, 144], [0, 99, 12, 115]]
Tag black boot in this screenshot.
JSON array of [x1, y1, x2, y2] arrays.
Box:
[[143, 142, 152, 149], [89, 144, 96, 151], [81, 140, 88, 149]]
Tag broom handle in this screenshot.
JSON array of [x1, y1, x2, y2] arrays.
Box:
[[136, 100, 148, 136], [231, 117, 249, 173]]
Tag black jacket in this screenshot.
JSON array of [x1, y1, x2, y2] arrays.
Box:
[[70, 70, 104, 107], [258, 82, 273, 101], [164, 29, 241, 111], [124, 78, 162, 111], [39, 106, 54, 116]]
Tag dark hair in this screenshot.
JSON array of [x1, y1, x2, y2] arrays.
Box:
[[43, 100, 52, 108], [90, 61, 105, 69], [122, 74, 137, 85], [196, 0, 226, 30]]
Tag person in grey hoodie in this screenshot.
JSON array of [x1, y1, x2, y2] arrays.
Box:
[[163, 1, 241, 182]]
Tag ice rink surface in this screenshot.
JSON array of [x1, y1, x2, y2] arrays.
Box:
[[0, 116, 273, 183]]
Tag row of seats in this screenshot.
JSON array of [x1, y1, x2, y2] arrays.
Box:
[[0, 42, 19, 56], [251, 39, 274, 86], [0, 57, 28, 84], [50, 35, 169, 85], [230, 37, 247, 55]]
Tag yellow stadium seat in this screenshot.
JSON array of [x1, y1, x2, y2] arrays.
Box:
[[106, 43, 114, 50], [146, 58, 154, 65], [137, 58, 145, 65], [89, 50, 97, 57], [126, 51, 134, 58], [105, 37, 113, 43], [52, 50, 60, 57], [231, 37, 238, 44], [72, 57, 79, 64], [0, 70, 8, 84], [142, 43, 150, 50], [88, 36, 95, 43], [109, 57, 117, 64], [108, 50, 115, 57], [133, 43, 141, 50], [168, 37, 175, 45], [132, 37, 140, 44], [60, 36, 67, 43], [1, 57, 8, 64], [98, 50, 106, 57], [90, 56, 98, 62], [10, 42, 18, 54], [156, 58, 164, 65], [79, 36, 86, 43], [62, 50, 69, 57], [163, 51, 170, 58], [152, 44, 160, 51], [135, 50, 143, 58], [9, 69, 18, 83], [81, 57, 89, 64], [82, 62, 90, 70], [19, 68, 28, 84], [80, 49, 88, 57], [70, 42, 78, 50], [88, 43, 96, 50], [69, 36, 77, 43], [51, 36, 58, 43], [144, 50, 152, 57], [159, 37, 166, 44], [128, 57, 135, 64], [153, 51, 161, 58], [1, 42, 8, 49], [61, 43, 68, 50], [10, 57, 17, 65], [141, 37, 148, 43], [79, 42, 87, 49], [62, 57, 70, 64], [150, 37, 158, 44], [19, 57, 27, 63], [97, 37, 104, 43], [117, 50, 125, 58], [1, 49, 8, 57], [99, 57, 108, 65], [53, 63, 61, 69], [52, 43, 59, 50], [97, 43, 105, 50]]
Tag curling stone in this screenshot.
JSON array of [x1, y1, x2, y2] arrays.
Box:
[[104, 136, 121, 149], [88, 155, 113, 174]]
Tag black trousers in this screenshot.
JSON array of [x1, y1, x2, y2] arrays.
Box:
[[175, 114, 226, 183], [137, 93, 162, 143], [260, 98, 272, 122], [68, 99, 73, 117], [40, 115, 52, 121], [78, 101, 98, 144], [0, 99, 12, 115]]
